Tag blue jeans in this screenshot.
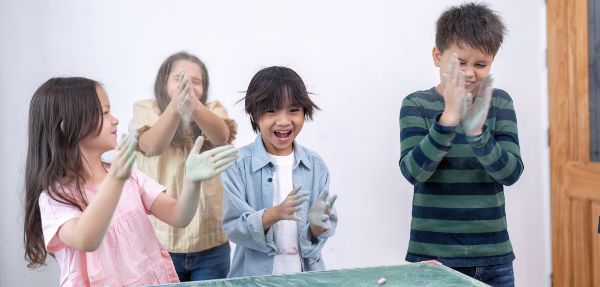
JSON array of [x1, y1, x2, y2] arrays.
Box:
[[169, 243, 231, 282], [452, 262, 514, 287]]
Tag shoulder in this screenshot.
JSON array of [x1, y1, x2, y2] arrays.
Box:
[[296, 144, 328, 171], [133, 99, 159, 112], [206, 100, 226, 110], [492, 88, 513, 102], [491, 88, 516, 109], [402, 88, 442, 106]]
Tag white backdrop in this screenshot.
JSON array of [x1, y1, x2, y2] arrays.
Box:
[[0, 0, 550, 286]]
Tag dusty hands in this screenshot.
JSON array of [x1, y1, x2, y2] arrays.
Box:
[[308, 189, 337, 229], [109, 132, 138, 180], [462, 75, 494, 136], [276, 185, 309, 221], [176, 72, 193, 125], [185, 137, 238, 182], [440, 53, 467, 124]]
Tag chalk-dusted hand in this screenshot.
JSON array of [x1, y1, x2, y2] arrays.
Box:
[[275, 186, 309, 221], [174, 72, 193, 124], [463, 75, 493, 136], [185, 137, 238, 182], [440, 53, 467, 125], [109, 132, 138, 180], [308, 189, 337, 229]]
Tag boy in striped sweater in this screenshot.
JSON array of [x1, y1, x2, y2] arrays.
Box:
[[399, 3, 523, 287]]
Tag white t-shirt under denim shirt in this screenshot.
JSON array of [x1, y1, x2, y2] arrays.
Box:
[[268, 152, 301, 274]]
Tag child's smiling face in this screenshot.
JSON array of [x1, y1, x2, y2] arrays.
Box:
[[257, 97, 305, 156], [433, 43, 494, 94]]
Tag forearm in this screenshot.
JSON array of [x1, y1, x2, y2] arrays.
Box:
[[467, 129, 524, 185], [191, 105, 230, 145], [261, 207, 281, 230], [138, 104, 180, 155], [61, 176, 126, 251], [168, 182, 201, 227]]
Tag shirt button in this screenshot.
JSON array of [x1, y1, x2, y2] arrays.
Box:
[[268, 178, 272, 182]]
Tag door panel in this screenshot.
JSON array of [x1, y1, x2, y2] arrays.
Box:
[[548, 0, 600, 286]]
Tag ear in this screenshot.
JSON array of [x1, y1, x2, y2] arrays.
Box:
[[60, 121, 65, 133], [432, 46, 442, 67]]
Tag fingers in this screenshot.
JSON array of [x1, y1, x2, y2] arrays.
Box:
[[288, 185, 302, 197], [293, 192, 309, 205], [206, 144, 236, 157], [177, 72, 188, 90], [327, 194, 338, 209], [318, 189, 330, 201], [214, 155, 238, 170], [213, 162, 234, 175], [211, 145, 238, 161], [190, 137, 205, 155], [446, 53, 458, 75]]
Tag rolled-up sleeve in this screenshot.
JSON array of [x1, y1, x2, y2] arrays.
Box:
[[221, 163, 278, 255], [207, 100, 238, 144]]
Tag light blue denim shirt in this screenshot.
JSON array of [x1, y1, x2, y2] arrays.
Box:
[[221, 135, 337, 278]]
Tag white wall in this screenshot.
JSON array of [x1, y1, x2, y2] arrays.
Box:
[[0, 0, 550, 286]]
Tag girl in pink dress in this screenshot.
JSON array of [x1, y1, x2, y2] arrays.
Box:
[[23, 77, 237, 286]]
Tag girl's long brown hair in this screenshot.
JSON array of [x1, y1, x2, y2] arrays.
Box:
[[154, 51, 209, 148], [24, 77, 103, 268]]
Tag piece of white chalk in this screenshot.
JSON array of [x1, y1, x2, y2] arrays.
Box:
[[377, 277, 386, 285]]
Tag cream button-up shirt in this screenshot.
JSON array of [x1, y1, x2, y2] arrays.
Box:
[[129, 99, 237, 253]]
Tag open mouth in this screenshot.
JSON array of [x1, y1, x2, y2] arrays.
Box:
[[274, 130, 292, 140]]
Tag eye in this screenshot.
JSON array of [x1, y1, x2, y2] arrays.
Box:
[[265, 109, 275, 114], [191, 79, 203, 85], [290, 107, 301, 112], [476, 63, 487, 68]]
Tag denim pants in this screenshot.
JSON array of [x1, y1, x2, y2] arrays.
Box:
[[452, 262, 514, 287], [169, 242, 231, 282]]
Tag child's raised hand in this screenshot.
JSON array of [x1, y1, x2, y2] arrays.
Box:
[[185, 137, 238, 183], [462, 75, 494, 136], [175, 72, 193, 124], [440, 53, 467, 125], [109, 132, 138, 180], [275, 186, 309, 221], [308, 189, 337, 229]]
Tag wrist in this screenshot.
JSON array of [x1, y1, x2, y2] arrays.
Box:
[[439, 112, 461, 126]]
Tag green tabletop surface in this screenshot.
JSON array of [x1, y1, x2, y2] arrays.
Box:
[[154, 263, 489, 287]]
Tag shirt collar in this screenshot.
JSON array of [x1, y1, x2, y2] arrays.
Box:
[[251, 134, 312, 172]]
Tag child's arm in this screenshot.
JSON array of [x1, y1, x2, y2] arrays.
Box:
[[58, 134, 137, 252], [221, 166, 288, 254], [399, 97, 458, 184], [465, 89, 524, 185], [136, 76, 189, 156], [399, 55, 464, 184], [189, 99, 230, 146], [150, 137, 237, 227], [439, 54, 467, 126]]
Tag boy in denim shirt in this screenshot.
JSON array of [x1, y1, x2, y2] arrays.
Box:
[[399, 3, 523, 286], [221, 66, 337, 278]]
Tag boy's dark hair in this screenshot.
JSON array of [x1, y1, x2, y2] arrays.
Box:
[[435, 2, 506, 56], [244, 66, 320, 132]]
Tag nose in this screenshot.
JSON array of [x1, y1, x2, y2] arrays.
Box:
[[462, 66, 475, 79], [111, 114, 119, 126], [275, 111, 291, 126]]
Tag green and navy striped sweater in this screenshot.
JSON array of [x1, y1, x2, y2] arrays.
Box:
[[399, 87, 524, 267]]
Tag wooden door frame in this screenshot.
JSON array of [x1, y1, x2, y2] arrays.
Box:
[[548, 0, 600, 286]]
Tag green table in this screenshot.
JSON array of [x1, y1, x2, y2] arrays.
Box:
[[155, 263, 489, 286]]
